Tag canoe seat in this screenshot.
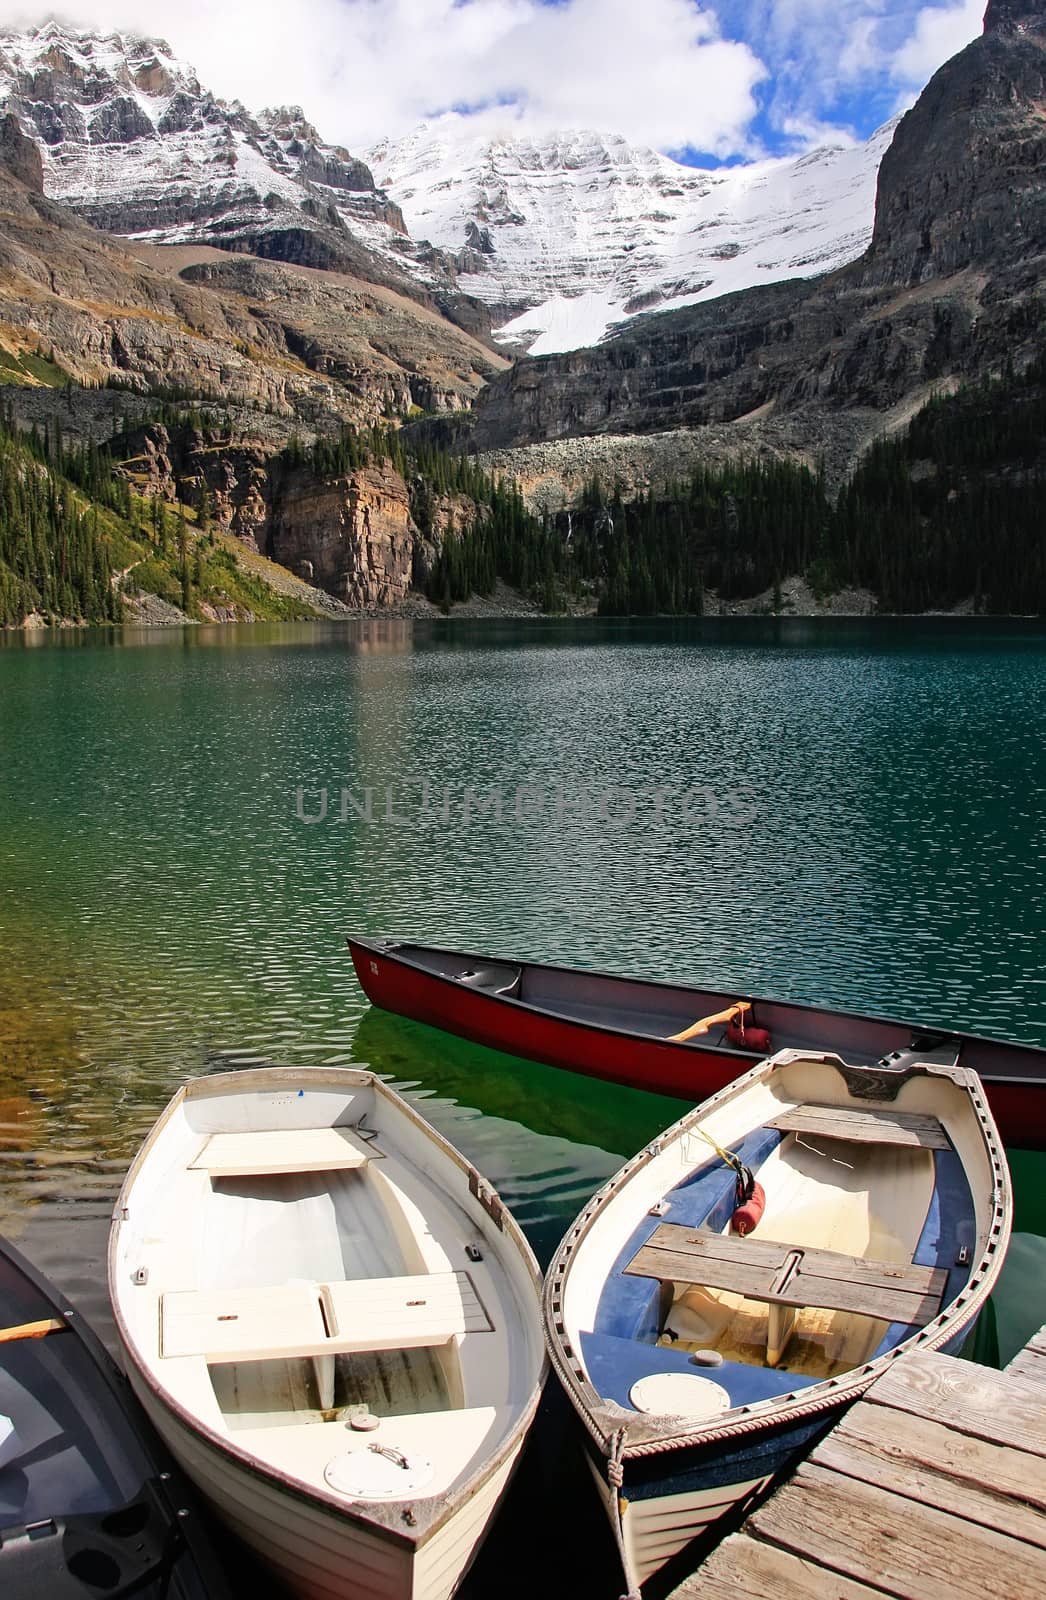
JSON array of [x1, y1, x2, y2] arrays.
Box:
[[625, 1224, 948, 1366], [453, 962, 521, 997], [767, 1104, 949, 1150], [188, 1126, 377, 1178], [160, 1271, 493, 1363]]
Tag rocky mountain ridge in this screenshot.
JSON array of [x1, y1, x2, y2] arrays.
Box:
[[0, 109, 503, 428], [0, 22, 895, 357], [0, 23, 488, 336]]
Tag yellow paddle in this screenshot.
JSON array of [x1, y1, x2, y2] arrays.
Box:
[[668, 1000, 751, 1044]]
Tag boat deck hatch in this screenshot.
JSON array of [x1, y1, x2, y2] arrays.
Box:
[[628, 1372, 731, 1419], [324, 1443, 435, 1498]]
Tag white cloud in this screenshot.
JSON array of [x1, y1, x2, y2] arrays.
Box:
[[0, 0, 988, 157], [889, 0, 983, 87], [0, 0, 766, 154]]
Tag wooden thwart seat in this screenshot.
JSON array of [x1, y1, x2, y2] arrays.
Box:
[[160, 1270, 493, 1363], [626, 1224, 947, 1366], [767, 1103, 949, 1150], [189, 1125, 377, 1178]]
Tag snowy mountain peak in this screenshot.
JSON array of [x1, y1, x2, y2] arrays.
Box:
[[0, 22, 417, 273], [0, 24, 897, 357], [0, 23, 201, 104], [370, 116, 898, 354]]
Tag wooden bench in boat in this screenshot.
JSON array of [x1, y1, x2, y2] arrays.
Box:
[[160, 1270, 493, 1363], [188, 1125, 378, 1178], [767, 1103, 950, 1150], [626, 1224, 948, 1366]]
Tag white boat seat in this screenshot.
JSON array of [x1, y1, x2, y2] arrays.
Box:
[[323, 1273, 494, 1353], [767, 1103, 949, 1150], [188, 1126, 377, 1177], [626, 1223, 948, 1366], [160, 1271, 493, 1363]]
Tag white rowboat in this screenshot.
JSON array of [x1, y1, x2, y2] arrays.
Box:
[[109, 1067, 546, 1600], [544, 1049, 1011, 1594]]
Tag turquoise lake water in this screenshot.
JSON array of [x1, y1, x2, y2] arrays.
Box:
[[2, 615, 1046, 1591]]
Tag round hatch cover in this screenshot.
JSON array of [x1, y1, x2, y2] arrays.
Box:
[[324, 1444, 435, 1499], [629, 1372, 731, 1419]]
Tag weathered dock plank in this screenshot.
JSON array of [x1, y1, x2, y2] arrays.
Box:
[[1005, 1324, 1046, 1387], [814, 1398, 1046, 1528], [673, 1535, 886, 1598], [679, 1328, 1046, 1600], [748, 1460, 1046, 1598], [865, 1346, 1046, 1458]]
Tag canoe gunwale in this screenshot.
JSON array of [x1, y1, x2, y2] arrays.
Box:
[[346, 935, 1046, 1086], [108, 1065, 547, 1552], [541, 1049, 1012, 1464]]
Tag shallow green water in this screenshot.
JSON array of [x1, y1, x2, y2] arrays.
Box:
[[1, 616, 1046, 1586]]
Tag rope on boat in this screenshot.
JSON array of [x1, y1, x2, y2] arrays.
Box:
[[689, 1124, 756, 1207], [607, 1429, 642, 1600]]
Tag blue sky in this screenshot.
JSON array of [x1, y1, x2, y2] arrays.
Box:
[[702, 0, 984, 156], [2, 0, 987, 159]]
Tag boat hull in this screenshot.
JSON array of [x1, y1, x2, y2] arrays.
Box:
[[0, 1236, 227, 1600], [541, 1048, 1010, 1593], [126, 1370, 521, 1600], [109, 1067, 546, 1600], [587, 1319, 975, 1591], [348, 937, 1046, 1149]]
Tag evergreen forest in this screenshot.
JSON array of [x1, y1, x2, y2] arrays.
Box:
[[2, 352, 1043, 625]]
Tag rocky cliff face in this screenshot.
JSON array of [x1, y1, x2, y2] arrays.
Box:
[[270, 464, 418, 606], [862, 0, 1046, 288], [107, 421, 480, 607], [468, 1, 1046, 459], [0, 110, 41, 191]]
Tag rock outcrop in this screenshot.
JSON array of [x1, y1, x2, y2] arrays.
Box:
[[105, 420, 484, 607], [0, 110, 41, 190], [270, 464, 418, 606], [0, 149, 505, 426], [861, 0, 1046, 288]]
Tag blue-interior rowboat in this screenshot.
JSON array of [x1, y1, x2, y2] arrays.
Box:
[[542, 1048, 1011, 1595]]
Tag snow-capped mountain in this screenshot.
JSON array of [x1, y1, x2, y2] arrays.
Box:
[[0, 23, 431, 283], [0, 23, 894, 357], [369, 120, 897, 354]]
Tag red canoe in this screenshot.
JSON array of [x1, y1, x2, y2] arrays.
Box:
[[347, 935, 1046, 1151]]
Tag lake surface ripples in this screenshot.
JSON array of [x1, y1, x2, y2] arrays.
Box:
[[2, 615, 1046, 1363]]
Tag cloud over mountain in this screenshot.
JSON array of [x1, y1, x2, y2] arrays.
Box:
[[0, 0, 983, 157]]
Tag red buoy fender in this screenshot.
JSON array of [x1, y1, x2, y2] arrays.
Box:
[[726, 1022, 772, 1053], [731, 1182, 766, 1236]]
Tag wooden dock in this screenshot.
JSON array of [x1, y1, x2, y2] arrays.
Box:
[[675, 1327, 1046, 1599]]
